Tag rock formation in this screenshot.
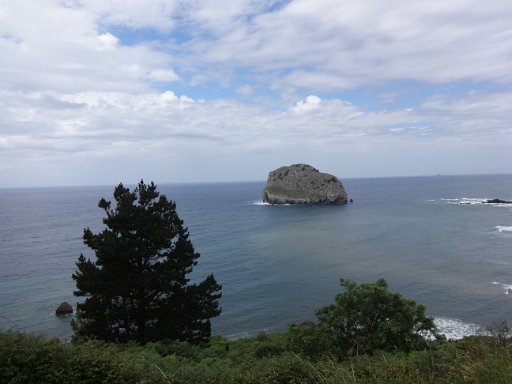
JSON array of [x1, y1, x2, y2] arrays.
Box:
[[262, 164, 348, 205], [482, 199, 512, 204], [55, 301, 73, 316]]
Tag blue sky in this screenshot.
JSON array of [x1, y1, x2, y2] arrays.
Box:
[[1, 0, 511, 187]]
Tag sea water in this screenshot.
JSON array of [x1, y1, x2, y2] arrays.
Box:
[[1, 174, 511, 340]]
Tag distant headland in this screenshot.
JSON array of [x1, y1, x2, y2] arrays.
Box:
[[262, 164, 348, 205]]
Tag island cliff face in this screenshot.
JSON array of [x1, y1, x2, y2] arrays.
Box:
[[262, 164, 348, 205]]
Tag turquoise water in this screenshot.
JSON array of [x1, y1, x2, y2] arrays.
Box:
[[1, 174, 511, 340]]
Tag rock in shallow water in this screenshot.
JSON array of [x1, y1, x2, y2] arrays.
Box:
[[262, 164, 348, 205], [483, 199, 512, 204], [55, 301, 73, 315]]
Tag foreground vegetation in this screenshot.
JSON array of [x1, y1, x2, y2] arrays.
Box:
[[2, 329, 512, 383], [4, 278, 510, 383]]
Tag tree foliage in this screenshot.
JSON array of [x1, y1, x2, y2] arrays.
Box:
[[315, 278, 440, 355], [72, 180, 222, 344]]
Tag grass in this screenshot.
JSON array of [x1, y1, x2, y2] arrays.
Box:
[[2, 330, 512, 384]]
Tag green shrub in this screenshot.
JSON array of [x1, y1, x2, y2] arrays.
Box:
[[255, 344, 285, 358], [316, 278, 440, 355], [264, 353, 316, 384], [153, 338, 200, 358], [0, 332, 166, 384], [0, 332, 64, 384], [287, 322, 335, 359], [446, 337, 512, 384], [4, 322, 512, 384]]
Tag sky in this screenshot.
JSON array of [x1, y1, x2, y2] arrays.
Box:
[[1, 0, 511, 187]]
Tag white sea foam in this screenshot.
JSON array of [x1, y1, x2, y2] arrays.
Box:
[[441, 197, 512, 206], [459, 198, 486, 205], [492, 281, 512, 295], [253, 201, 291, 206], [496, 226, 512, 233], [434, 317, 483, 340], [442, 197, 484, 205]]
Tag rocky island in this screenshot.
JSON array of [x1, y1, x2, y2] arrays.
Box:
[[262, 164, 348, 205]]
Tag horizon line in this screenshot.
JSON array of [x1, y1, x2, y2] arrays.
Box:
[[1, 172, 511, 190]]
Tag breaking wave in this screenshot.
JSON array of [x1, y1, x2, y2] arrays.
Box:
[[253, 201, 271, 206], [441, 198, 512, 206], [495, 226, 512, 233], [252, 201, 292, 206], [442, 197, 487, 205], [492, 281, 512, 295], [434, 317, 484, 339]]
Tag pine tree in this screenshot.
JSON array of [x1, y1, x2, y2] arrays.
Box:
[[72, 180, 222, 344]]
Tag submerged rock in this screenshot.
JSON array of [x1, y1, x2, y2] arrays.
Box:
[[262, 164, 348, 205], [55, 301, 73, 315]]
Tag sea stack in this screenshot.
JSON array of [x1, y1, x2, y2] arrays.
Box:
[[262, 164, 348, 205]]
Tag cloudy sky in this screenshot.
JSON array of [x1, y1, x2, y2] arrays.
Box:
[[1, 0, 511, 187]]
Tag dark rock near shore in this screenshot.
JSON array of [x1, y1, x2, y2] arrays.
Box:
[[483, 199, 512, 204], [55, 301, 73, 315], [262, 164, 348, 205]]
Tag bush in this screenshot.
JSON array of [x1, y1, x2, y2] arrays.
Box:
[[153, 338, 200, 358], [0, 332, 64, 384], [0, 332, 166, 384], [255, 344, 285, 358], [315, 278, 440, 355], [4, 329, 512, 384], [264, 353, 316, 384], [487, 320, 511, 347], [287, 322, 335, 359]]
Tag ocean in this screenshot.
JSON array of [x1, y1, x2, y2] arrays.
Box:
[[1, 174, 511, 340]]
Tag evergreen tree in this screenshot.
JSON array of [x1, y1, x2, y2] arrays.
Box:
[[72, 180, 222, 344]]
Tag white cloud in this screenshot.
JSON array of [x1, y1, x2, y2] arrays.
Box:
[[97, 32, 119, 49], [1, 86, 511, 186], [0, 1, 177, 93], [182, 0, 512, 91], [179, 0, 278, 34], [4, 0, 512, 94], [147, 69, 180, 83], [3, 88, 510, 157], [1, 0, 512, 186], [291, 95, 321, 114], [85, 0, 179, 31]]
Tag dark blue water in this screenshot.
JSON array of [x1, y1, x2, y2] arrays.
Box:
[[1, 175, 511, 340]]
